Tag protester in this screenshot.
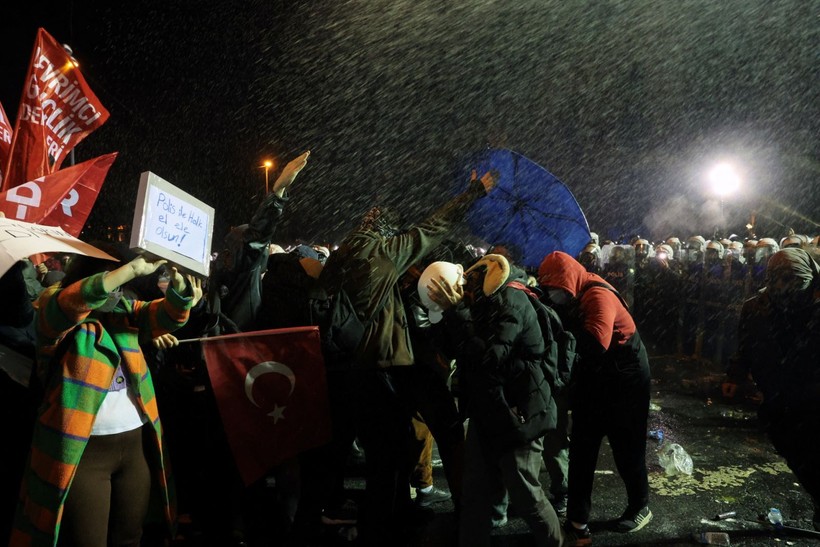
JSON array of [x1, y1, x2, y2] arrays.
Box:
[[0, 260, 41, 545], [11, 246, 199, 547], [183, 151, 310, 546], [721, 248, 820, 531], [317, 169, 495, 545], [209, 151, 310, 332], [426, 254, 563, 547], [538, 251, 652, 544]]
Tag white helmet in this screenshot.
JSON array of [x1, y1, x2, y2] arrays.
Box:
[[655, 244, 674, 260], [755, 238, 779, 265], [727, 241, 745, 262], [705, 240, 725, 260], [633, 238, 652, 257], [780, 234, 803, 249]]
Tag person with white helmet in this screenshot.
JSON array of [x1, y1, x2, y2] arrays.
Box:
[[701, 241, 727, 363], [749, 238, 780, 294], [632, 239, 653, 331], [781, 233, 804, 249], [576, 243, 601, 275], [665, 237, 683, 262], [680, 236, 708, 357], [640, 244, 682, 354], [684, 235, 706, 266]]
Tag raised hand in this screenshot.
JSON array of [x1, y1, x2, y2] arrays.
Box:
[[186, 273, 204, 306], [105, 256, 168, 292], [272, 151, 311, 197], [469, 168, 498, 194], [128, 256, 168, 278]]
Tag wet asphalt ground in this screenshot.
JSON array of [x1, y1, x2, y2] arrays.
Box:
[[321, 353, 820, 547]]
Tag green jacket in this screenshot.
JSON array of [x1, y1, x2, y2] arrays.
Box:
[[320, 182, 485, 369], [12, 272, 192, 547]]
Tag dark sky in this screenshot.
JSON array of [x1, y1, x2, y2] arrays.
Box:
[[2, 1, 817, 246]]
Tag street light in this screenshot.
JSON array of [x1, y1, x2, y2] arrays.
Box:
[[708, 162, 741, 235], [261, 159, 274, 194]]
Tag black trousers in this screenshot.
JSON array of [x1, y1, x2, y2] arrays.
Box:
[[566, 350, 651, 524], [350, 365, 464, 546], [767, 399, 820, 506], [58, 426, 152, 547]]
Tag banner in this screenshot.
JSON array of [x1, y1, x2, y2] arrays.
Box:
[[0, 101, 11, 185], [2, 28, 110, 191], [202, 327, 332, 486], [0, 217, 117, 279], [0, 152, 117, 235]]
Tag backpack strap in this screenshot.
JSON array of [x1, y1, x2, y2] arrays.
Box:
[[506, 280, 538, 300], [577, 280, 630, 310]]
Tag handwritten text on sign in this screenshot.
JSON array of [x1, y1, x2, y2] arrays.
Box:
[[145, 185, 209, 263]]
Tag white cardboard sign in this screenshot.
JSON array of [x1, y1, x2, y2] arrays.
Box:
[[0, 217, 118, 279], [129, 172, 215, 276]]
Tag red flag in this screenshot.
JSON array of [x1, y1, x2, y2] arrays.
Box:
[[0, 152, 117, 234], [2, 28, 110, 191], [0, 101, 12, 185], [202, 327, 332, 485]]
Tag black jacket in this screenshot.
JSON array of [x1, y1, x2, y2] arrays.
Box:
[[441, 284, 555, 451], [210, 192, 287, 332]]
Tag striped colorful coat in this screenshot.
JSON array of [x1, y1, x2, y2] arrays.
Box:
[[11, 272, 192, 547]]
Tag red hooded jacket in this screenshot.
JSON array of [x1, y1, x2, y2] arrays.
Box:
[[538, 251, 636, 352]]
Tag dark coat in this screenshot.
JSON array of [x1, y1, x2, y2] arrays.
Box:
[[210, 192, 287, 332], [727, 289, 820, 410], [319, 182, 485, 369], [441, 284, 555, 450]]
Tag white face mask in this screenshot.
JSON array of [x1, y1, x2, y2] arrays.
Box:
[[547, 288, 571, 305]]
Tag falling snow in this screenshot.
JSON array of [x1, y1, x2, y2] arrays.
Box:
[[3, 1, 817, 245]]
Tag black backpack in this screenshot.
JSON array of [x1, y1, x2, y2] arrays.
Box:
[[506, 281, 578, 394]]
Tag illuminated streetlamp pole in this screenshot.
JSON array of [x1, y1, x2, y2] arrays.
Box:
[[262, 159, 274, 194], [708, 162, 741, 236]]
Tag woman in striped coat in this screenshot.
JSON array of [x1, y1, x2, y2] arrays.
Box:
[[11, 249, 198, 547]]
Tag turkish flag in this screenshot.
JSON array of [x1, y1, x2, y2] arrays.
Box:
[[0, 101, 12, 185], [2, 28, 110, 191], [202, 327, 332, 485], [0, 152, 117, 236]]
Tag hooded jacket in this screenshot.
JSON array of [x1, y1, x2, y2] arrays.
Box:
[[538, 251, 637, 355]]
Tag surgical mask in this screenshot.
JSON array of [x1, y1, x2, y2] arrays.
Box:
[[547, 288, 571, 305]]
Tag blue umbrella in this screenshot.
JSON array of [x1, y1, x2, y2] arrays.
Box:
[[458, 148, 590, 269]]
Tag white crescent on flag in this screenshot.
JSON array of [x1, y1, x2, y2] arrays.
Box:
[[244, 361, 296, 423]]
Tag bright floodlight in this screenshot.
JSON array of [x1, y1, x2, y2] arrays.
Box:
[[708, 163, 741, 196]]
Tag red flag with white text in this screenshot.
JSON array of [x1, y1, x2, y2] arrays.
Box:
[[2, 28, 110, 191], [0, 152, 117, 234], [0, 101, 12, 186], [202, 327, 332, 485]]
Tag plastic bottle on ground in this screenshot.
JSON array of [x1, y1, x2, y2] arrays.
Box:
[[767, 507, 783, 528]]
